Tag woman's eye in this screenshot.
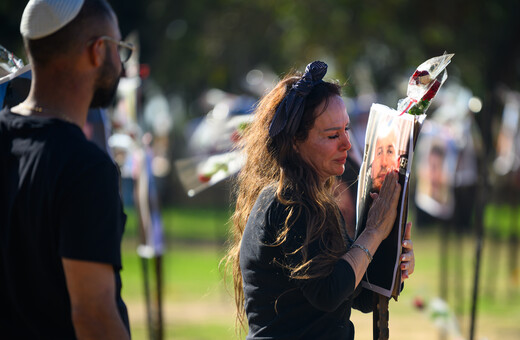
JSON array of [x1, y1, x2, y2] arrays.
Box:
[[328, 126, 349, 139]]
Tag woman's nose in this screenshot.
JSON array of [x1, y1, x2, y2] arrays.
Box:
[[341, 132, 351, 151]]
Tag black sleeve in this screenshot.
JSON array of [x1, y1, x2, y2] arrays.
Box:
[[352, 287, 375, 313], [273, 203, 357, 312], [298, 259, 357, 312], [58, 159, 125, 267]]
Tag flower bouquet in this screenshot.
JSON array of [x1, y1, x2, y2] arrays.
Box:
[[398, 53, 453, 117], [175, 110, 251, 197]]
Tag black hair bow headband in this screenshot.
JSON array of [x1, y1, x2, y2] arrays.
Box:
[[268, 60, 328, 137]]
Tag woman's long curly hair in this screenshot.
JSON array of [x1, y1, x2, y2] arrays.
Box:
[[224, 71, 348, 330]]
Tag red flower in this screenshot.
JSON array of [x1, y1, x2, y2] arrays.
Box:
[[198, 174, 211, 183], [412, 70, 428, 78], [410, 70, 430, 85], [422, 80, 440, 101], [413, 296, 425, 310]]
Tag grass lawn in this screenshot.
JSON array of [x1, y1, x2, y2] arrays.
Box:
[[120, 206, 520, 340]]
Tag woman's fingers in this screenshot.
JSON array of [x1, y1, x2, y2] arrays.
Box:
[[401, 258, 414, 276], [400, 222, 415, 279], [402, 239, 413, 251], [401, 269, 409, 282], [380, 170, 401, 211], [404, 221, 412, 241], [365, 170, 401, 241], [380, 170, 398, 195], [400, 252, 412, 262]]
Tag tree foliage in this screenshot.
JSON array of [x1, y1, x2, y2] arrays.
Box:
[[1, 0, 519, 148]]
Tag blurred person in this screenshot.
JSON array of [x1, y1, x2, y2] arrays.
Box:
[[83, 107, 114, 157], [225, 61, 415, 339], [416, 143, 453, 220], [426, 144, 449, 205], [370, 126, 399, 192], [0, 0, 133, 339]]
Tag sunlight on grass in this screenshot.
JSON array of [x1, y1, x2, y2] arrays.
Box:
[[120, 205, 520, 340]]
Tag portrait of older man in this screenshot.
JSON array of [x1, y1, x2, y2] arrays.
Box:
[[370, 126, 400, 192]]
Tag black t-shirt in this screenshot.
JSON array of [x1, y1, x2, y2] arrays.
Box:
[[240, 186, 374, 340], [0, 109, 129, 339]]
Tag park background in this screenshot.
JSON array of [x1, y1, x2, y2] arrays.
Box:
[[2, 0, 520, 339]]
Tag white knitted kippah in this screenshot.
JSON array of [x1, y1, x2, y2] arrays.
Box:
[[20, 0, 85, 39]]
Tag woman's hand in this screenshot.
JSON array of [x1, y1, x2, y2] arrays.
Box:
[[343, 170, 401, 287], [400, 221, 415, 282], [365, 170, 401, 243]]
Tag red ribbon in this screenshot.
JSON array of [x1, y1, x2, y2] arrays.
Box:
[[399, 98, 418, 116]]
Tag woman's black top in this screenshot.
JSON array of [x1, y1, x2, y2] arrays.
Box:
[[240, 186, 374, 339]]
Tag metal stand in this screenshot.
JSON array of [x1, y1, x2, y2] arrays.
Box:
[[469, 167, 488, 340], [140, 255, 164, 340], [373, 293, 389, 340], [439, 222, 448, 340]]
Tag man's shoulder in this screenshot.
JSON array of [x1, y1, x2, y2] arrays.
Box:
[[63, 138, 118, 185], [40, 118, 114, 168], [0, 108, 106, 162], [17, 114, 118, 182], [0, 107, 16, 129]]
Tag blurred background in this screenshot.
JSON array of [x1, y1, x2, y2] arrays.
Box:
[[1, 0, 520, 339]]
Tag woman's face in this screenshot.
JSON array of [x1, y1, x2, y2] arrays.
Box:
[[295, 95, 351, 183]]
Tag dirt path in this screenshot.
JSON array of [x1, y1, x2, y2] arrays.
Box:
[[126, 298, 520, 340], [127, 299, 235, 325]]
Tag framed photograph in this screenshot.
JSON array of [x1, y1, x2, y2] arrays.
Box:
[[414, 120, 458, 220], [356, 103, 419, 298]]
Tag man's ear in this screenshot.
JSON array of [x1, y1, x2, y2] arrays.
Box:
[[87, 38, 105, 67]]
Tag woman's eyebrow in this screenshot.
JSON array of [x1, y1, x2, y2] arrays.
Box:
[[323, 126, 342, 132]]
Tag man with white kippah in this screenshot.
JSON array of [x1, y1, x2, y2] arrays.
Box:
[[0, 0, 133, 339]]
